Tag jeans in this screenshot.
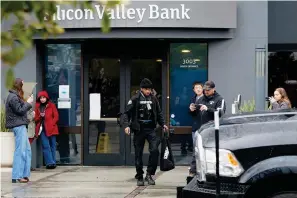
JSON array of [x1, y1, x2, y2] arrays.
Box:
[[12, 125, 31, 179], [40, 130, 56, 165]]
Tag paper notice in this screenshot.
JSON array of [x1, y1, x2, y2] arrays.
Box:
[[89, 93, 101, 120], [59, 85, 70, 99], [58, 98, 71, 109]]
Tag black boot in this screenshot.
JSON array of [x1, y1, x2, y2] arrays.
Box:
[[137, 176, 144, 186], [145, 174, 155, 185]]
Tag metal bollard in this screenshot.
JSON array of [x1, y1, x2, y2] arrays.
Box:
[[214, 110, 220, 197]]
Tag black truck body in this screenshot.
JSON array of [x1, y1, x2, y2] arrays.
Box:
[[180, 110, 297, 198]]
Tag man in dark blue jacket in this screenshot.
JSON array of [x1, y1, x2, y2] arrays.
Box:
[[181, 82, 204, 154]]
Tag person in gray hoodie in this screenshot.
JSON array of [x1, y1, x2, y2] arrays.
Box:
[[5, 78, 34, 183], [269, 87, 292, 110]]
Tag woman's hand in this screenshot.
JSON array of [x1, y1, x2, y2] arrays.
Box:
[[27, 94, 34, 104], [269, 96, 276, 103]]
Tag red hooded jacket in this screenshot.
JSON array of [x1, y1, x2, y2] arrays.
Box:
[[34, 91, 59, 137]]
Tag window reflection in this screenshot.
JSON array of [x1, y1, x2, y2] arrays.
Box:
[[169, 43, 208, 127], [89, 59, 120, 118], [169, 43, 208, 164], [45, 44, 81, 164], [88, 58, 120, 154]]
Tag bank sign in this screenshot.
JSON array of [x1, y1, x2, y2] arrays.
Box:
[[50, 4, 191, 23]]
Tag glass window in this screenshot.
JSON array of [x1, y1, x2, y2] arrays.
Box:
[[88, 58, 121, 154], [45, 44, 81, 164], [268, 51, 297, 108], [169, 43, 208, 127]]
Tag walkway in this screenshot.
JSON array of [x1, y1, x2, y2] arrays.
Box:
[[1, 166, 187, 198]]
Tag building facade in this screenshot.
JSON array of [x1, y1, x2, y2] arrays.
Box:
[[1, 1, 295, 167]]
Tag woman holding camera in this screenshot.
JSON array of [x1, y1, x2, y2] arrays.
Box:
[[5, 78, 34, 183], [269, 88, 292, 110]]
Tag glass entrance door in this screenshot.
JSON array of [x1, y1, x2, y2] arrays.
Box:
[[83, 57, 126, 165], [83, 39, 167, 166], [125, 58, 164, 166]]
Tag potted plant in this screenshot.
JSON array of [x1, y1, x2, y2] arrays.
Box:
[[240, 98, 256, 113], [0, 107, 15, 167]]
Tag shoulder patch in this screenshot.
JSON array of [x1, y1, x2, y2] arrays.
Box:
[[127, 100, 132, 105]]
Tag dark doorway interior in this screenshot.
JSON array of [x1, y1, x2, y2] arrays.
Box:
[[268, 44, 297, 108]]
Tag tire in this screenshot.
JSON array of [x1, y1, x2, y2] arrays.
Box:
[[270, 192, 297, 198]]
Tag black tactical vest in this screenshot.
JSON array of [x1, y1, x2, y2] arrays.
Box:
[[138, 95, 153, 121]]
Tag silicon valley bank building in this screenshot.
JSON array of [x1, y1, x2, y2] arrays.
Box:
[[1, 1, 297, 167]]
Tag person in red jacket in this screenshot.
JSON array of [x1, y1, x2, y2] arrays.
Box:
[[34, 91, 59, 169]]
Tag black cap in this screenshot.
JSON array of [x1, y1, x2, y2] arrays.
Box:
[[140, 78, 153, 89], [203, 80, 215, 90]]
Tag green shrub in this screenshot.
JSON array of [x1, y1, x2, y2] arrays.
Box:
[[0, 107, 10, 132], [240, 98, 256, 113]]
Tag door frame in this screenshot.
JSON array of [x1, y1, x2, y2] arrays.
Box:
[[124, 57, 168, 166], [82, 40, 169, 166], [82, 54, 127, 166]]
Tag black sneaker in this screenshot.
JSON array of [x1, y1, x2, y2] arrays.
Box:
[[145, 174, 155, 185], [46, 164, 56, 169], [137, 177, 144, 186]]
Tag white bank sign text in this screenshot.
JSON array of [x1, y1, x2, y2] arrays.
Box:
[[51, 4, 191, 23]]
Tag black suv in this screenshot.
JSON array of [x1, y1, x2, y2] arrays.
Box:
[[181, 110, 297, 198]]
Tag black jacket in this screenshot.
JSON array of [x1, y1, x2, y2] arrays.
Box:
[[194, 91, 226, 130], [122, 91, 165, 131], [5, 90, 32, 129], [189, 94, 203, 132]]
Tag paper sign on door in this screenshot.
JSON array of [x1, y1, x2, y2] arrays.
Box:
[[89, 93, 101, 120], [59, 85, 70, 99]]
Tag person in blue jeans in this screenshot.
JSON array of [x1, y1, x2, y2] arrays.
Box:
[[5, 78, 34, 183], [35, 91, 59, 169]]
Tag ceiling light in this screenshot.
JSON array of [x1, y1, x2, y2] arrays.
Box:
[[181, 49, 191, 53], [156, 59, 162, 62]]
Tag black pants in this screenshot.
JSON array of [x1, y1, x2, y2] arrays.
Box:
[[133, 127, 160, 178], [180, 134, 193, 151]]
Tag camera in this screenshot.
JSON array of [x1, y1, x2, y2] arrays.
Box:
[[195, 104, 202, 108], [265, 97, 270, 101]]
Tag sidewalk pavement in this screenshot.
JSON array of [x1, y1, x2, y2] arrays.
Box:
[[1, 166, 188, 198]]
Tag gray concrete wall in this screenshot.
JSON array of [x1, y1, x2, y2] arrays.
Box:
[[268, 1, 297, 44], [209, 1, 268, 113], [1, 46, 37, 103], [0, 44, 43, 168]]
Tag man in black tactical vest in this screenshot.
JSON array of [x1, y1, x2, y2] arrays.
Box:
[[122, 78, 168, 186]]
